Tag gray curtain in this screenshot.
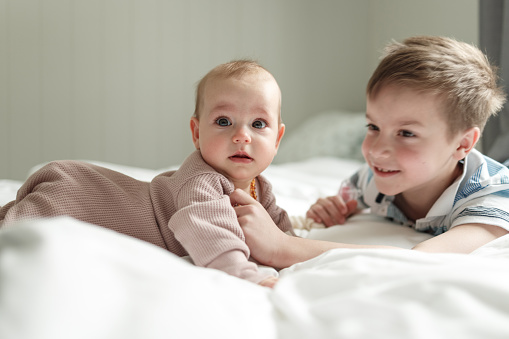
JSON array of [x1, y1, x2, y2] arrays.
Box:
[[480, 0, 509, 162]]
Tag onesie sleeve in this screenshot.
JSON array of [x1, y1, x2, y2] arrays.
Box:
[[168, 174, 273, 284], [258, 175, 295, 236]]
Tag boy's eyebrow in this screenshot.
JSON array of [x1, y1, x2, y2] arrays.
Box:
[[399, 120, 424, 127], [365, 113, 424, 127]]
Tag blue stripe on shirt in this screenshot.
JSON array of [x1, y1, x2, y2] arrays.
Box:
[[457, 206, 509, 224], [454, 165, 486, 205], [485, 156, 509, 183]]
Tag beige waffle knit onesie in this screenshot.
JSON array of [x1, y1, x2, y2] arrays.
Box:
[[0, 151, 293, 283]]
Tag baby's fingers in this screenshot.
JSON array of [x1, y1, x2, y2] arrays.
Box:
[[258, 276, 278, 288]]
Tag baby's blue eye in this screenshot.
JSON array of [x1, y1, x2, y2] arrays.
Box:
[[216, 118, 231, 126], [252, 120, 267, 129]]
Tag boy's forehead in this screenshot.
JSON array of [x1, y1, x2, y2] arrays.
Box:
[[367, 84, 447, 119]]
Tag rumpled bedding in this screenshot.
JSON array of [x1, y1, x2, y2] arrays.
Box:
[[1, 156, 509, 338], [1, 217, 509, 339]]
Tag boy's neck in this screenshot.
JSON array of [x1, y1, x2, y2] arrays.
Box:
[[395, 162, 463, 222]]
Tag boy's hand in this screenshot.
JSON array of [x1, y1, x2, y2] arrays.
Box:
[[306, 196, 358, 227], [230, 189, 287, 267], [258, 276, 278, 288]]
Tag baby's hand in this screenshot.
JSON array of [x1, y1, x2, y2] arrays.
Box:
[[306, 196, 358, 227], [258, 276, 278, 288]]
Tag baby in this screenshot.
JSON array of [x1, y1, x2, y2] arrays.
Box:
[[0, 60, 292, 287]]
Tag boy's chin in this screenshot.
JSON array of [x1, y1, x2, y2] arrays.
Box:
[[375, 184, 401, 197]]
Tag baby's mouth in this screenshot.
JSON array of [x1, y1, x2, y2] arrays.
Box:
[[229, 152, 253, 161]]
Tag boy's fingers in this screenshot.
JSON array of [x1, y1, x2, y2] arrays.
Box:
[[346, 200, 358, 215], [331, 195, 348, 214], [320, 197, 348, 226], [229, 188, 255, 206]]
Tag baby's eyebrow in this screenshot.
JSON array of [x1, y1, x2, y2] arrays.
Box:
[[211, 103, 235, 112]]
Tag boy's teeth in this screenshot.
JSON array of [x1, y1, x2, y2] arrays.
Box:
[[378, 167, 394, 173]]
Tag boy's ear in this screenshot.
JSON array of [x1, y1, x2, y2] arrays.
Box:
[[275, 123, 285, 150], [190, 117, 200, 149], [455, 127, 480, 160]]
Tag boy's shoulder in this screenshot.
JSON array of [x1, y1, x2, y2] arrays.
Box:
[[453, 148, 509, 204], [462, 149, 509, 186]]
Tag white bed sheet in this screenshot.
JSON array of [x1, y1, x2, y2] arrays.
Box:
[[1, 157, 509, 338]]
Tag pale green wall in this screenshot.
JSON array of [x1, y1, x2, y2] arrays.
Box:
[[368, 0, 479, 71], [0, 0, 478, 180]]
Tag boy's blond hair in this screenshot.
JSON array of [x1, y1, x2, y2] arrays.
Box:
[[367, 36, 506, 135], [193, 59, 282, 122]]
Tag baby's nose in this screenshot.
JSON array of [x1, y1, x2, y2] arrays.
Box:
[[233, 127, 251, 143]]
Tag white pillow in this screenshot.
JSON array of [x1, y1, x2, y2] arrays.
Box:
[[275, 110, 366, 163]]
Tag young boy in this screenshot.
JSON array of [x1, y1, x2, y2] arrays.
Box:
[[0, 60, 291, 287], [231, 36, 509, 269]]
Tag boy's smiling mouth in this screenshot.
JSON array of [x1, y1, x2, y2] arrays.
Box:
[[376, 167, 397, 173], [374, 166, 400, 175]]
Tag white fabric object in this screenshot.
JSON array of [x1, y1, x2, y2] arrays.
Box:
[[274, 110, 366, 163], [0, 217, 277, 339], [275, 241, 509, 338], [2, 217, 509, 339]]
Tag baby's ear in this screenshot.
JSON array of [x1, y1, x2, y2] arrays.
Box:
[[455, 127, 480, 159], [190, 117, 200, 149], [275, 123, 285, 150]]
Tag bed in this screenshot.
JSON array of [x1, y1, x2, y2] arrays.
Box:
[[1, 111, 509, 339]]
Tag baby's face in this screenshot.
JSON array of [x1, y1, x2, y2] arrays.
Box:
[[362, 84, 467, 200], [190, 72, 284, 188]]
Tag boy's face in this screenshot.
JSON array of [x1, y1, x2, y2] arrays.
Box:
[[190, 72, 284, 187], [363, 85, 470, 200]]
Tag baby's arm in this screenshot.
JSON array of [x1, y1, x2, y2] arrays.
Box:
[[258, 276, 278, 288], [169, 176, 276, 285]]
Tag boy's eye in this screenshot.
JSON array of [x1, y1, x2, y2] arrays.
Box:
[[399, 130, 415, 137], [366, 123, 379, 131], [252, 120, 267, 129], [216, 117, 231, 126]]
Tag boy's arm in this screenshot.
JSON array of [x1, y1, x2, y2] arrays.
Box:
[[412, 223, 508, 253], [231, 189, 509, 268], [231, 189, 399, 269]]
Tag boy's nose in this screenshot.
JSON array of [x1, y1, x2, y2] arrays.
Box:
[[369, 136, 391, 158], [233, 127, 251, 143]]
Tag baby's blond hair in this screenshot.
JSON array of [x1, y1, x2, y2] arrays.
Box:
[[193, 59, 281, 121], [367, 36, 506, 135]]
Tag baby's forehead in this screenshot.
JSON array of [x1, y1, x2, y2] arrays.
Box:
[[207, 69, 276, 87]]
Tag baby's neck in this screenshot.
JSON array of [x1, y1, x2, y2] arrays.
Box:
[[233, 178, 257, 200]]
